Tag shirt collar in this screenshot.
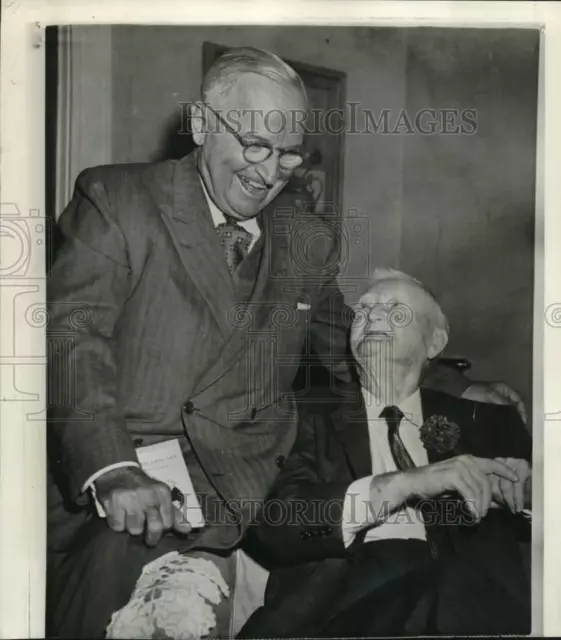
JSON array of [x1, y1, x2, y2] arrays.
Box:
[[198, 175, 261, 239], [362, 386, 423, 425], [397, 389, 422, 425]]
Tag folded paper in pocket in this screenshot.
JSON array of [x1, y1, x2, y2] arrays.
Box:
[[136, 439, 206, 528], [90, 440, 205, 528]]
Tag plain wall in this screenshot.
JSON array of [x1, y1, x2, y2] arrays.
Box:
[[69, 25, 538, 411], [400, 28, 538, 413]]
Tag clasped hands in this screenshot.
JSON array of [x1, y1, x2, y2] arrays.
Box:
[[95, 467, 192, 546], [399, 454, 531, 521]]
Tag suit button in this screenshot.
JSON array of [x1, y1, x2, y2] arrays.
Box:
[[183, 401, 195, 414], [276, 455, 287, 469], [133, 438, 144, 447], [250, 407, 257, 420]]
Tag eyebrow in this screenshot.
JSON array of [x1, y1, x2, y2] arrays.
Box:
[[359, 299, 398, 307], [240, 132, 304, 153]]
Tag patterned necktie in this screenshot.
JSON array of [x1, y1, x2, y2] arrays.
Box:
[[216, 217, 253, 273], [382, 405, 441, 558]]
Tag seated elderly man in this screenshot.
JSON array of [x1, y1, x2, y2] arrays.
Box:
[[239, 268, 532, 639]]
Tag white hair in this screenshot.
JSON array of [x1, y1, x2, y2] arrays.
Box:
[[364, 267, 450, 336], [201, 46, 308, 106]]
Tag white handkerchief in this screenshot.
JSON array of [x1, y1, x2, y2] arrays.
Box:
[[297, 302, 311, 311]]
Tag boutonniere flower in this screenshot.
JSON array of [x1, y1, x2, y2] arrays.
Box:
[[420, 415, 462, 455]]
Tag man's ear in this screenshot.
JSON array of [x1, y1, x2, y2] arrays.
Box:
[[427, 326, 449, 360], [190, 101, 206, 147]]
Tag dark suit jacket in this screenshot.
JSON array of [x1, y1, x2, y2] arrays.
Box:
[[240, 382, 531, 637]]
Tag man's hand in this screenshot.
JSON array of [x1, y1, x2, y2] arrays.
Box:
[[489, 457, 532, 513], [461, 381, 527, 424], [95, 467, 192, 546], [400, 455, 519, 521]]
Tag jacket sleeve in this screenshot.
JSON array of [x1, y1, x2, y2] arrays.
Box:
[[479, 403, 532, 462], [253, 412, 352, 566], [306, 216, 354, 382], [47, 168, 138, 504], [309, 279, 353, 382]]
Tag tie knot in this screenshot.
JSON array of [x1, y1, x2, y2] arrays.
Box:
[[216, 217, 253, 273], [381, 405, 404, 430], [217, 217, 252, 238], [223, 214, 241, 227]]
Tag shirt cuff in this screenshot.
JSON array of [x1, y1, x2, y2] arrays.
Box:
[[489, 502, 532, 518], [82, 461, 141, 518], [342, 476, 375, 548]]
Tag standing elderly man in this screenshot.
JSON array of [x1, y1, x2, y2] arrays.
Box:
[[47, 46, 355, 639], [241, 268, 532, 638], [47, 47, 524, 639]]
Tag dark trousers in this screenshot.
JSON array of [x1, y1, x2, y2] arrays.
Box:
[[318, 534, 531, 638], [47, 517, 235, 639], [317, 539, 438, 638], [47, 448, 235, 638]]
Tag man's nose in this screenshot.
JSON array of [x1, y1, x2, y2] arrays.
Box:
[[254, 153, 282, 185], [366, 308, 393, 332]]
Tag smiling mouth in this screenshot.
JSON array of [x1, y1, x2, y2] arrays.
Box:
[[237, 175, 268, 198], [363, 331, 393, 341]]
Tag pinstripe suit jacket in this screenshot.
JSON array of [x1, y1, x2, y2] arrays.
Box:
[[46, 150, 348, 554]]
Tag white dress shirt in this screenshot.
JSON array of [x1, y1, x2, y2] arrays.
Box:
[[82, 176, 262, 497], [342, 386, 531, 547], [199, 175, 261, 253], [342, 388, 428, 546]]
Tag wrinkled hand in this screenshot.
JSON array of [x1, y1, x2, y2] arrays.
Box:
[[489, 457, 531, 513], [95, 467, 192, 546], [461, 380, 527, 424], [403, 455, 519, 521]]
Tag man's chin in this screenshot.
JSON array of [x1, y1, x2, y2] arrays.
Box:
[[226, 195, 271, 220]]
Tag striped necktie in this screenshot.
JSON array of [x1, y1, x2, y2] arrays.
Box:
[[382, 405, 414, 471], [381, 405, 442, 559]]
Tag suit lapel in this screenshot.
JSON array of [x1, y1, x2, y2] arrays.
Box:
[[191, 202, 293, 396], [420, 387, 475, 464], [328, 380, 372, 480], [158, 151, 237, 341]]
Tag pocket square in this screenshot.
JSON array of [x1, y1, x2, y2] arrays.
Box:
[[297, 302, 311, 311]]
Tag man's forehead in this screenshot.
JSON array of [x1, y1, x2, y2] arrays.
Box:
[[359, 278, 423, 305], [223, 74, 306, 116]]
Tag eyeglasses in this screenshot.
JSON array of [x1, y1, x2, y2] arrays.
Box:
[[204, 103, 308, 171]]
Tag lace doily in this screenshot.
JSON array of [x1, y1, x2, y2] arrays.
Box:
[[106, 552, 230, 639]]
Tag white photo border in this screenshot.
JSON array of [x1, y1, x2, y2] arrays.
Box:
[[1, 1, 559, 637]]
